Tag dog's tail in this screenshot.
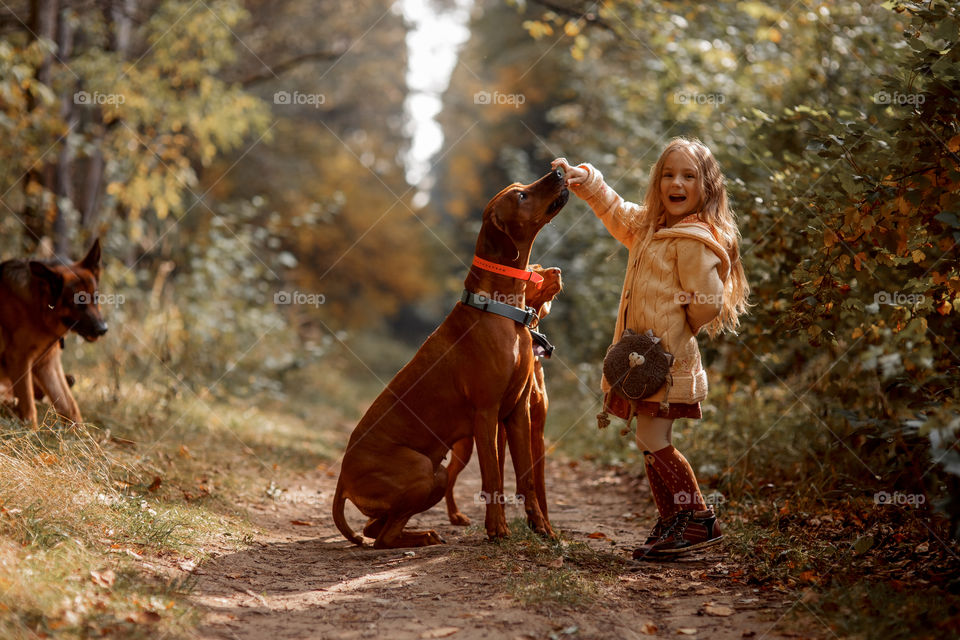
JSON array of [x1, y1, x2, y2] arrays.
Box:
[[332, 477, 364, 546]]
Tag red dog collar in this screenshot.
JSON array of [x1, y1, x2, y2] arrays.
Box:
[[471, 256, 543, 288]]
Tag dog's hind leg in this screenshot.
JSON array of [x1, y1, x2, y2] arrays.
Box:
[[374, 514, 446, 549], [372, 460, 448, 549], [445, 437, 474, 525], [363, 516, 387, 539], [530, 369, 549, 522], [504, 387, 554, 539]]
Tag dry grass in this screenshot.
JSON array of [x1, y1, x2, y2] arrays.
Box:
[[0, 354, 353, 639]]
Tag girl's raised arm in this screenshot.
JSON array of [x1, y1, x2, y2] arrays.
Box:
[[551, 158, 640, 248]]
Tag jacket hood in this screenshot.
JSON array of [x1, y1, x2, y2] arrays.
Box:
[[654, 222, 731, 282]]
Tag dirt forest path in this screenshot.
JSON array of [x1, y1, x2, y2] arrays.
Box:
[[190, 457, 814, 640]]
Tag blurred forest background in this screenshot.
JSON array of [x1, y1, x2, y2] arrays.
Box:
[[1, 0, 959, 636]]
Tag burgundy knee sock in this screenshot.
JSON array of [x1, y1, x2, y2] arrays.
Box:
[[643, 445, 706, 520], [643, 452, 676, 520]]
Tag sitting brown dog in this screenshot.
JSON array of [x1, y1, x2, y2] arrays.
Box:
[[0, 239, 108, 426], [333, 169, 568, 548], [444, 264, 562, 526]]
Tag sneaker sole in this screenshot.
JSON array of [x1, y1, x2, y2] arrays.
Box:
[[645, 535, 724, 557]]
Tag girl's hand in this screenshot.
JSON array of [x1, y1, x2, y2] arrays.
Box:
[[551, 158, 588, 186]]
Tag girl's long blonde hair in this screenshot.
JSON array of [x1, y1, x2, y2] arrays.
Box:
[[628, 137, 750, 336]]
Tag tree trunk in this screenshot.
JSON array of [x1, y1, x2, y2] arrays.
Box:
[[82, 0, 136, 235], [52, 6, 75, 258], [21, 0, 61, 251]]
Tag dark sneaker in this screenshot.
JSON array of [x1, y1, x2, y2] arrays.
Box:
[[631, 517, 665, 559], [636, 509, 723, 559]]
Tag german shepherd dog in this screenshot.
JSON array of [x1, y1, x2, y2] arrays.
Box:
[[0, 239, 108, 426]]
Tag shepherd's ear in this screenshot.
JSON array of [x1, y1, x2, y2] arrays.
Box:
[[29, 262, 64, 308], [79, 237, 101, 276]]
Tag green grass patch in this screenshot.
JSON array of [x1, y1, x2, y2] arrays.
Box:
[[473, 518, 626, 611]]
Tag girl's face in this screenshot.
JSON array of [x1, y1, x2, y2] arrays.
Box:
[[659, 150, 702, 219]]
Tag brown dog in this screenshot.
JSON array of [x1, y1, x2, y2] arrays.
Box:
[[0, 239, 108, 426], [333, 169, 568, 548], [444, 264, 562, 526]]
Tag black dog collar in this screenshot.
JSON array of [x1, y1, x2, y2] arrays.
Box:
[[460, 290, 538, 327], [460, 290, 554, 359]]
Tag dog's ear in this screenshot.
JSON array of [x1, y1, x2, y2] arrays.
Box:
[[482, 208, 520, 261], [79, 237, 102, 277], [29, 262, 65, 308]]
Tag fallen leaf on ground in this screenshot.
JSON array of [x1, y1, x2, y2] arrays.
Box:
[[90, 569, 115, 588], [587, 531, 607, 539], [677, 629, 698, 635], [290, 520, 314, 526], [421, 627, 460, 638], [125, 611, 161, 624], [703, 603, 734, 616], [798, 570, 818, 584], [640, 621, 657, 634]]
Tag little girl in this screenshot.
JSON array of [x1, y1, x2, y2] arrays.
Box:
[[552, 138, 749, 560]]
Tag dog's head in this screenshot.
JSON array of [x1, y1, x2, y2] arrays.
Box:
[[525, 265, 562, 318], [477, 168, 569, 262], [29, 238, 109, 342]]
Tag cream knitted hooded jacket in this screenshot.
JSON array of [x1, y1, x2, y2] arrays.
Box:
[[572, 164, 731, 404]]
